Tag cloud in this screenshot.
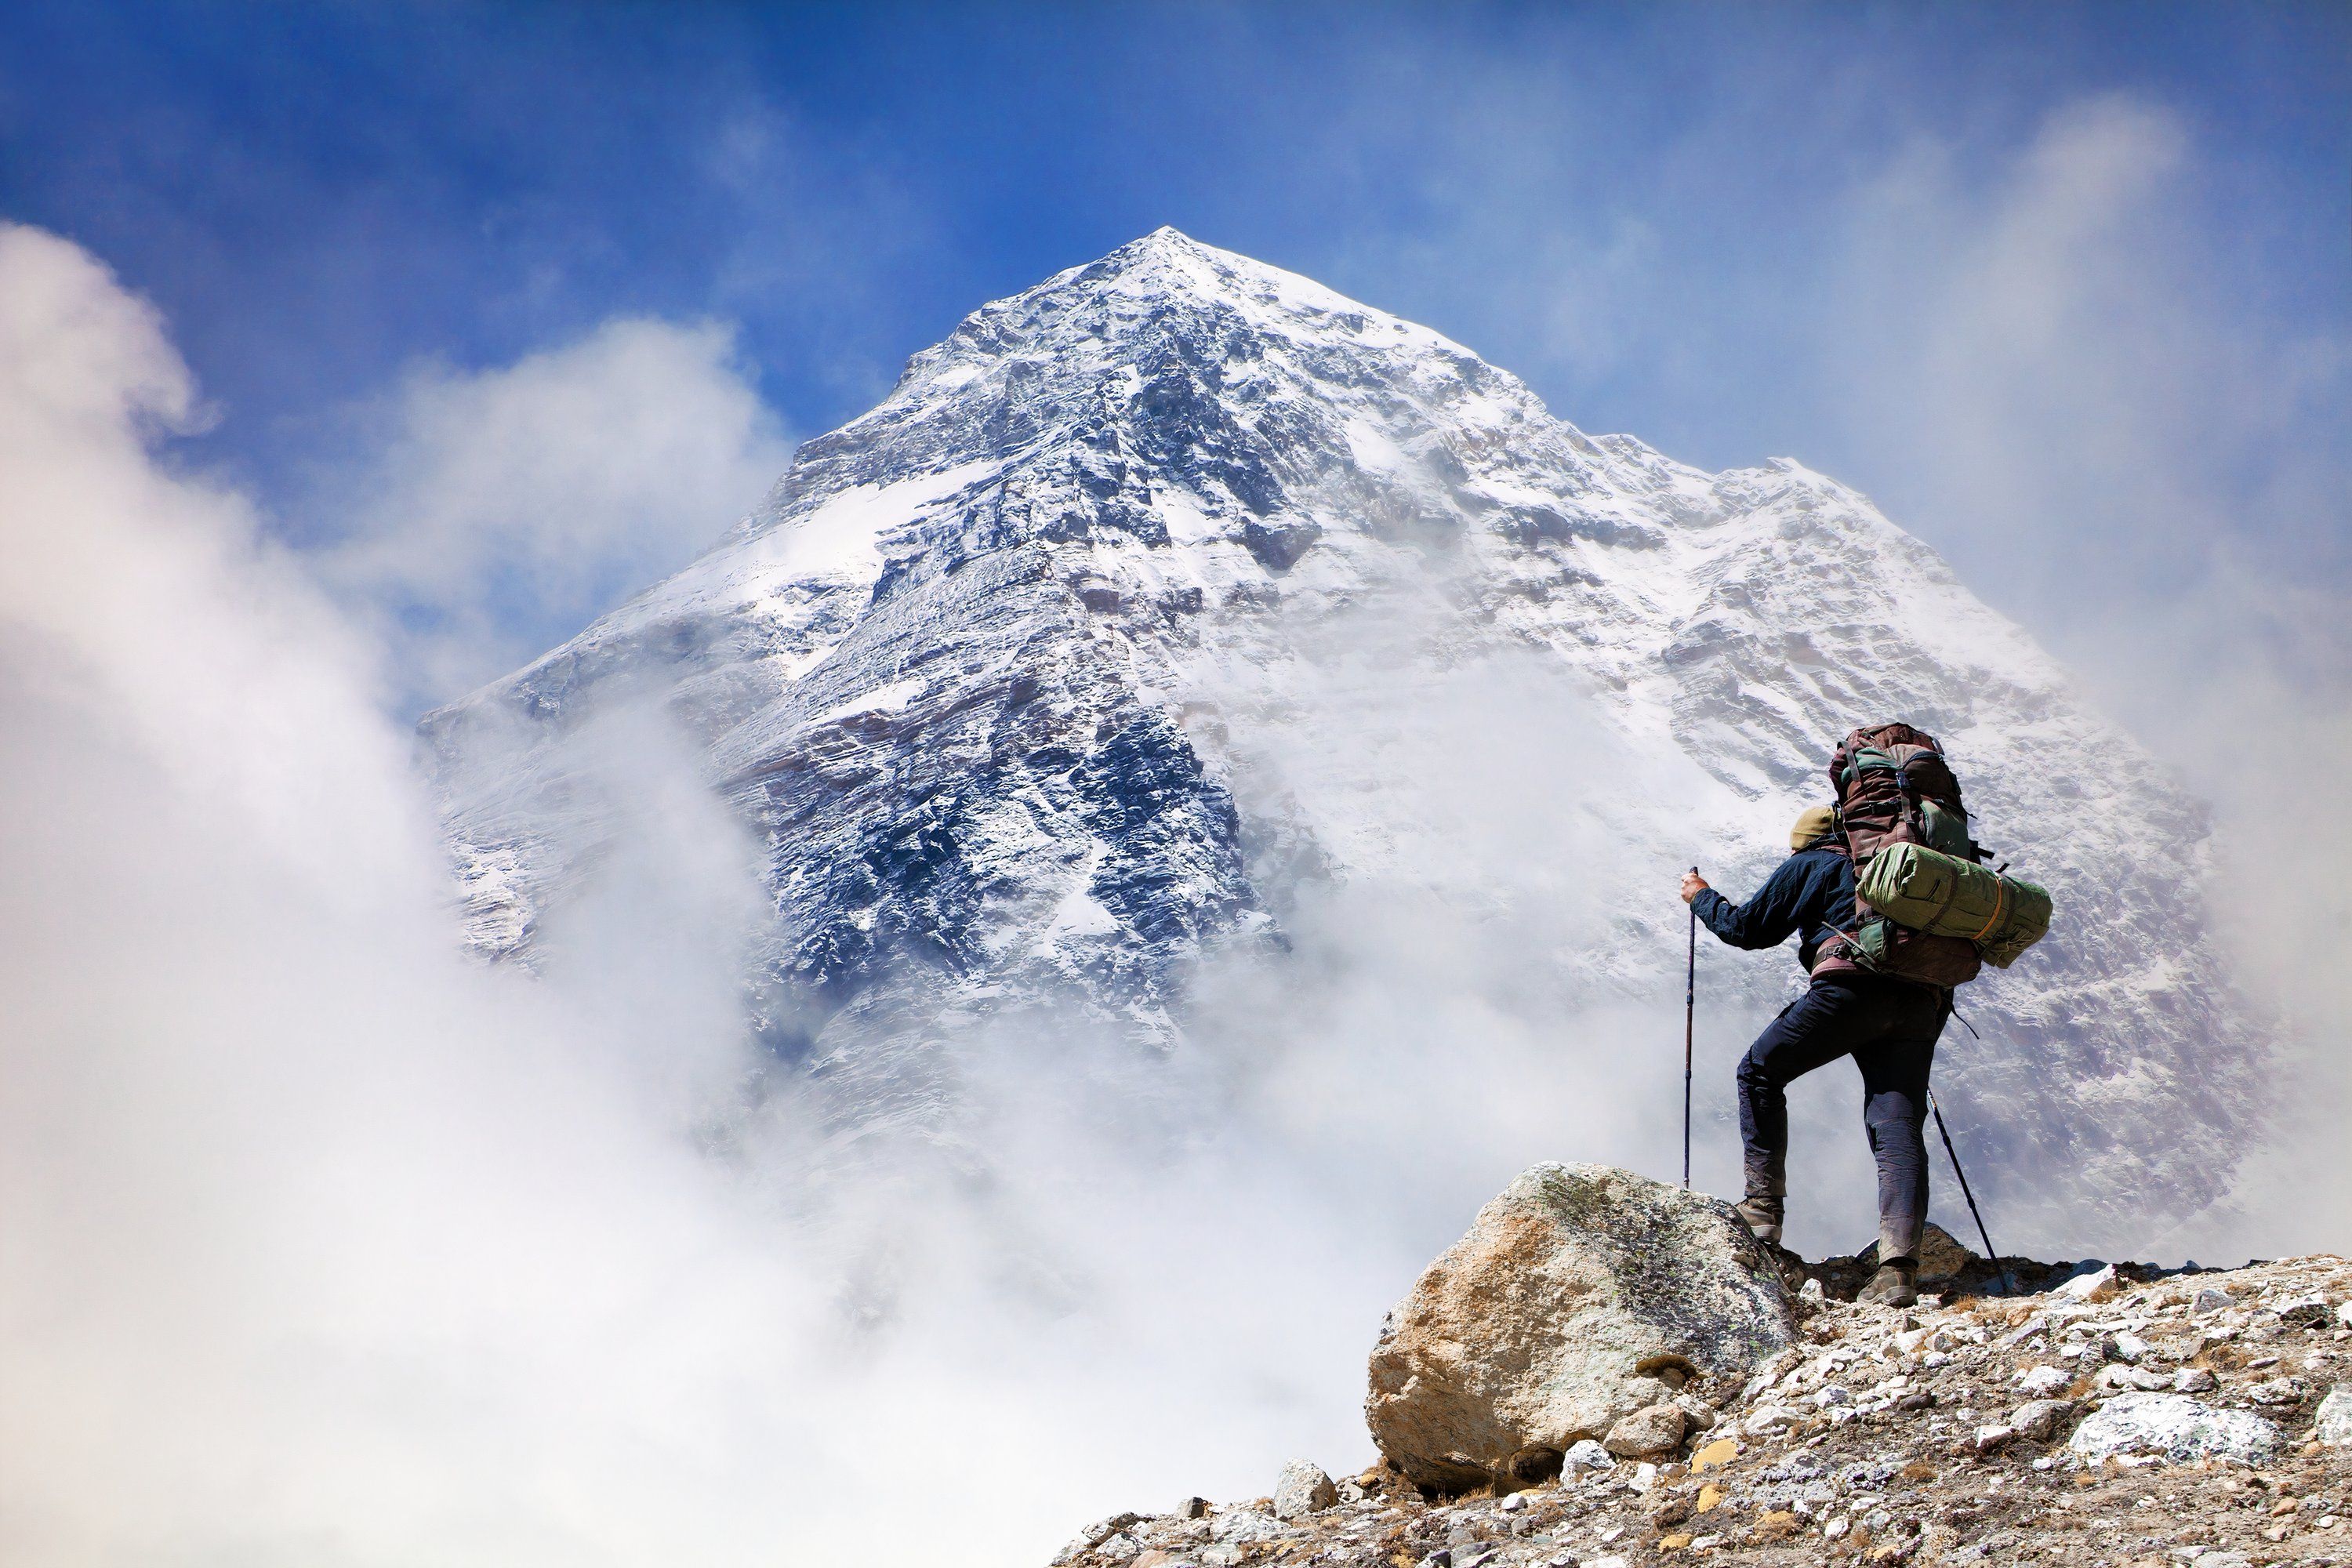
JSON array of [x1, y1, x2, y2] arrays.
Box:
[[1302, 61, 2350, 1249], [322, 317, 794, 710], [0, 218, 783, 1565], [1827, 95, 2349, 619], [1809, 97, 2352, 1251], [0, 220, 1432, 1568]]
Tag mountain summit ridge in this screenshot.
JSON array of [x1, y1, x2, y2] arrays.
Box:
[[421, 229, 2259, 1240]]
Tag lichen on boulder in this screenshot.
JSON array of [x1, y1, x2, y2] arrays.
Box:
[[1363, 1162, 1798, 1490]]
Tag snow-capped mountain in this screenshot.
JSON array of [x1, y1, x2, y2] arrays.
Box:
[[420, 228, 2260, 1233]]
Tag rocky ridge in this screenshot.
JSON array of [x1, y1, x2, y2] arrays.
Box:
[[1050, 1171, 2352, 1568]]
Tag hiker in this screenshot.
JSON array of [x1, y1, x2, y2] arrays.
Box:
[[1679, 804, 1949, 1308]]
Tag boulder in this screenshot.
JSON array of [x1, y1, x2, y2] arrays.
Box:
[[1053, 1513, 1145, 1565], [1270, 1461, 1336, 1520], [2015, 1365, 2070, 1397], [1364, 1163, 1798, 1490], [1602, 1402, 1686, 1458], [2067, 1392, 2281, 1468], [2009, 1398, 2074, 1440], [1854, 1221, 1973, 1281], [1563, 1439, 1615, 1473], [2053, 1264, 2118, 1303], [2317, 1385, 2352, 1449]]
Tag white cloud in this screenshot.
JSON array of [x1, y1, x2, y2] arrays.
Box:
[[0, 221, 1422, 1568], [1828, 96, 2346, 613], [1815, 98, 2352, 1251], [324, 317, 793, 709]]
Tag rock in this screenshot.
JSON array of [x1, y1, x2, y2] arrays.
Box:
[[2009, 1399, 2074, 1440], [2246, 1377, 2307, 1406], [1674, 1393, 1718, 1431], [1602, 1402, 1686, 1458], [1564, 1438, 1615, 1473], [2316, 1385, 2352, 1447], [1177, 1497, 1210, 1520], [1970, 1423, 2015, 1452], [2277, 1294, 2333, 1327], [1855, 1222, 1974, 1281], [2052, 1264, 2118, 1303], [1365, 1163, 1796, 1489], [2016, 1365, 2071, 1397], [1744, 1405, 1806, 1436], [2193, 1287, 2234, 1314], [1055, 1512, 1145, 1563], [1691, 1437, 1738, 1472], [2067, 1391, 2282, 1467], [2338, 1300, 2352, 1329], [2110, 1331, 2151, 1363], [1271, 1460, 1336, 1520], [2171, 1367, 2216, 1393], [1618, 1374, 1677, 1410]]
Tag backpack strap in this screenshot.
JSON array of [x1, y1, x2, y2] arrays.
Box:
[[1966, 877, 2009, 944]]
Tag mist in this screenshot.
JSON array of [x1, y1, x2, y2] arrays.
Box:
[[0, 220, 1609, 1567]]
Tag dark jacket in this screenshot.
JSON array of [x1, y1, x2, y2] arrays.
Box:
[[1692, 844, 1857, 975]]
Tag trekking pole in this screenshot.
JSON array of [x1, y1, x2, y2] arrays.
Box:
[[1682, 868, 1697, 1190], [1926, 1087, 2010, 1296]]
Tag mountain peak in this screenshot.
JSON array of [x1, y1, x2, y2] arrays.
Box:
[[887, 227, 1485, 406], [426, 234, 2262, 1243]]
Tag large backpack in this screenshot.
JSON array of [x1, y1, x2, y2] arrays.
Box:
[[1822, 723, 1989, 987]]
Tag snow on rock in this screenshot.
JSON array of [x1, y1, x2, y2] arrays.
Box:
[[422, 227, 2264, 1229]]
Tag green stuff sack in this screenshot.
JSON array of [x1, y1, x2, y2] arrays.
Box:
[[1856, 841, 2053, 968]]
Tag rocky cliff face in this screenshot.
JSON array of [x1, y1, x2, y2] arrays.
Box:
[[420, 227, 2261, 1232], [1046, 1166, 2352, 1568]]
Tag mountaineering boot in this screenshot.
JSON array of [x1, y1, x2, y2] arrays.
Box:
[[1735, 1194, 1784, 1247], [1859, 1258, 1919, 1308]]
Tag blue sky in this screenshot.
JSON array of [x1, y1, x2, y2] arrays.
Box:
[[4, 1, 2347, 704]]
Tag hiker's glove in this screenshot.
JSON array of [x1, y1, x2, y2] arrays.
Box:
[[1679, 871, 1709, 905]]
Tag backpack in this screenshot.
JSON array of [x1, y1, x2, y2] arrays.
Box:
[[1820, 723, 2013, 987]]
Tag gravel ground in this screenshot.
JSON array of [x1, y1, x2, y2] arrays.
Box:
[[1050, 1253, 2352, 1568]]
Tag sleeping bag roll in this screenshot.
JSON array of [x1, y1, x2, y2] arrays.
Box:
[[1856, 841, 2053, 969]]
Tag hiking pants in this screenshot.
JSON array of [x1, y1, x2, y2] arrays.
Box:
[[1736, 973, 1948, 1264]]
